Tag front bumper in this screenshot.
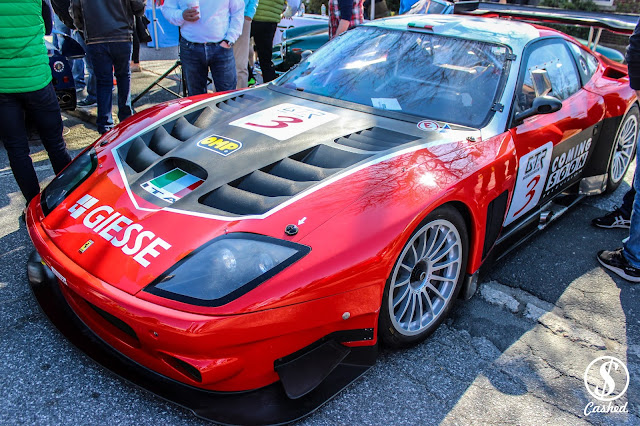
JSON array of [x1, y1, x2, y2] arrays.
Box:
[[27, 249, 377, 424]]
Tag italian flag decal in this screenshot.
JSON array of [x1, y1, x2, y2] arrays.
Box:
[[140, 168, 204, 204]]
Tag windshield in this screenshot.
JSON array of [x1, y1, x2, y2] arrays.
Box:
[[276, 27, 510, 128]]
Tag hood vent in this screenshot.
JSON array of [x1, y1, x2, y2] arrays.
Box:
[[214, 93, 263, 114], [122, 94, 263, 173], [199, 144, 372, 216], [335, 127, 416, 152]]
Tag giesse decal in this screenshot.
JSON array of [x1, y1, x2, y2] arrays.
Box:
[[68, 194, 171, 267]]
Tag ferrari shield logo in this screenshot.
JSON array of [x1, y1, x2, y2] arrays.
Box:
[[79, 239, 94, 254]]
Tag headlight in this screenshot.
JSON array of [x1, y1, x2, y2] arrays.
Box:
[[145, 234, 310, 307], [41, 147, 98, 216]]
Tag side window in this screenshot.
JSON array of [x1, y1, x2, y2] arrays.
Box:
[[516, 41, 581, 112], [568, 41, 599, 81]]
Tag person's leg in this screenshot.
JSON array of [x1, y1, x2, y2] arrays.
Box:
[[52, 14, 69, 50], [623, 169, 640, 268], [132, 25, 141, 72], [179, 38, 209, 96], [76, 34, 97, 103], [111, 41, 134, 123], [592, 183, 636, 228], [71, 30, 86, 91], [598, 159, 640, 282], [86, 43, 115, 134], [26, 83, 72, 175], [209, 44, 237, 92], [0, 92, 41, 204], [251, 21, 278, 83], [233, 18, 252, 89], [621, 183, 636, 217]]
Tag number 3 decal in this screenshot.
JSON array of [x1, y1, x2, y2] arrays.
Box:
[[246, 116, 303, 129], [513, 175, 540, 217]]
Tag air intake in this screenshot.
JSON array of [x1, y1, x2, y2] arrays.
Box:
[[200, 144, 371, 216], [335, 127, 416, 151], [122, 94, 263, 173]]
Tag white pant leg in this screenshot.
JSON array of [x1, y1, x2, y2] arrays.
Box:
[[233, 18, 252, 89]]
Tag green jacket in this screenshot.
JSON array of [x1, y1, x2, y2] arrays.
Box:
[[253, 0, 285, 23], [0, 0, 51, 93]]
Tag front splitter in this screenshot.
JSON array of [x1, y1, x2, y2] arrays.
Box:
[[27, 251, 377, 425]]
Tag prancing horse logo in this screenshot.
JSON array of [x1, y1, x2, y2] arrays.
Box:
[[79, 239, 94, 254]]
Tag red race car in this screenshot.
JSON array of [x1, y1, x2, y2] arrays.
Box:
[[26, 10, 637, 425]]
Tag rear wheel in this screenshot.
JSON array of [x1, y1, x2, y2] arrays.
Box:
[[379, 205, 468, 348], [606, 105, 639, 193]]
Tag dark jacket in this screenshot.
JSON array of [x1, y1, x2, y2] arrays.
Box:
[[626, 18, 640, 90], [70, 0, 145, 45], [50, 0, 74, 29]]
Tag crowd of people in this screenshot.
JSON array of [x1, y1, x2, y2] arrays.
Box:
[[0, 0, 368, 215], [1, 0, 640, 286]]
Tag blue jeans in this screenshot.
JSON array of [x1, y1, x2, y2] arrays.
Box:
[[75, 33, 96, 102], [619, 184, 636, 217], [86, 42, 133, 134], [180, 37, 237, 95], [0, 83, 72, 204], [624, 169, 640, 267]]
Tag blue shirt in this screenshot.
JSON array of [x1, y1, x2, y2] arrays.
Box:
[[244, 0, 258, 19], [162, 0, 244, 44]]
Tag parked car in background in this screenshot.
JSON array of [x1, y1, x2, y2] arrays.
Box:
[[45, 33, 84, 111]]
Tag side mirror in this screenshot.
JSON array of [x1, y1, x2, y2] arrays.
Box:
[[59, 34, 85, 60], [514, 95, 562, 123]]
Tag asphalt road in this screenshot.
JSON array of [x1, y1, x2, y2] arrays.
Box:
[[1, 46, 639, 425]]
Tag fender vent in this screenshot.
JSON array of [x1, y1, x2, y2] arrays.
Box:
[[335, 127, 416, 152], [200, 144, 371, 216]]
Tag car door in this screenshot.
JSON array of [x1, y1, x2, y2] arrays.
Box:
[[503, 38, 605, 227]]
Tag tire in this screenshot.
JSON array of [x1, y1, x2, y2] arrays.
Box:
[[606, 105, 639, 193], [379, 205, 468, 348]]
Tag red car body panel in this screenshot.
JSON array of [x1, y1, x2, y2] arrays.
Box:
[[25, 12, 640, 423]]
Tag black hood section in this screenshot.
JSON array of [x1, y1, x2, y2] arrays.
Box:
[[113, 88, 468, 217]]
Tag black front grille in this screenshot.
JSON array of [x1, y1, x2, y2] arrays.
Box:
[[86, 301, 139, 345]]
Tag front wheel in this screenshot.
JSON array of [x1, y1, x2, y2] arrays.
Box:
[[379, 205, 468, 348], [606, 105, 639, 193]]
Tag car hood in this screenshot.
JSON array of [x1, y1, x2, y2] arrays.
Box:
[[39, 87, 480, 297]]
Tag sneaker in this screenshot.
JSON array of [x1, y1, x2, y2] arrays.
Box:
[[591, 206, 630, 229], [77, 98, 97, 107], [597, 248, 640, 282], [130, 62, 141, 72]]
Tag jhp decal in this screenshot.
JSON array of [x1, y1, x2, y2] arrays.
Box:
[[504, 142, 553, 226], [197, 134, 242, 156], [230, 103, 338, 140], [543, 137, 592, 197], [68, 194, 171, 267]]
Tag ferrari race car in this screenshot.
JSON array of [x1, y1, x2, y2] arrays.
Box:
[[27, 11, 637, 425]]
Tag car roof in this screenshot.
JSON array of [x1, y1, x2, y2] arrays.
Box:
[[364, 14, 544, 52]]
